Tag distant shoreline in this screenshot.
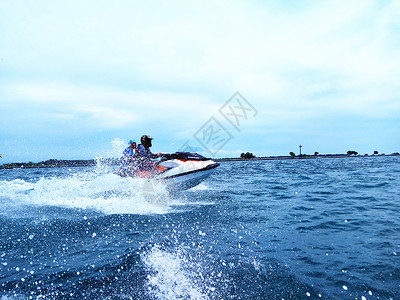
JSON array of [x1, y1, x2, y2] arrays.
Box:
[[215, 153, 400, 162], [0, 159, 100, 170], [0, 154, 399, 169]]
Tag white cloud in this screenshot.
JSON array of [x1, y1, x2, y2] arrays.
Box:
[[2, 0, 399, 103], [2, 81, 221, 131]]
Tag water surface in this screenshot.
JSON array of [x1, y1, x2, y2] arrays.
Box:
[[0, 156, 399, 299]]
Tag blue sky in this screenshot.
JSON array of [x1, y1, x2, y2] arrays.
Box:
[[1, 0, 400, 163]]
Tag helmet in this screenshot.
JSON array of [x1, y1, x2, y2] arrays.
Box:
[[141, 135, 153, 148], [129, 140, 136, 145]]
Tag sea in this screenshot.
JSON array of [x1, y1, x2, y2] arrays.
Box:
[[0, 156, 399, 300]]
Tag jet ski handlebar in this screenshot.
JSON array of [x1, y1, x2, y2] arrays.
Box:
[[160, 152, 209, 161]]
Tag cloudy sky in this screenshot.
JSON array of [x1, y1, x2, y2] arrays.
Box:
[[1, 0, 400, 163]]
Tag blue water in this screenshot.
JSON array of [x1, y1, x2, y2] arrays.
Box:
[[0, 157, 399, 299]]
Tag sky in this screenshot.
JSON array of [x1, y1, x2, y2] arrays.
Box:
[[1, 0, 400, 163]]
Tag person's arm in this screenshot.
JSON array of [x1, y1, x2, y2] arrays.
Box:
[[137, 144, 148, 157], [147, 148, 160, 159], [137, 144, 160, 158]]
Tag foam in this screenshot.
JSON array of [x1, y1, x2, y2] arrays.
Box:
[[0, 170, 173, 216], [0, 179, 34, 197], [142, 245, 209, 300], [189, 183, 210, 191]]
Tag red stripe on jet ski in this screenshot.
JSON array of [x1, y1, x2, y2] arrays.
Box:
[[177, 159, 201, 162]]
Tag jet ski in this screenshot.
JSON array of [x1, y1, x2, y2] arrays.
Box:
[[118, 152, 220, 191]]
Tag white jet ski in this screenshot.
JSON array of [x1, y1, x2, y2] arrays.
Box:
[[156, 152, 219, 191], [118, 152, 219, 191]]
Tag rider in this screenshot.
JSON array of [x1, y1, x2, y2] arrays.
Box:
[[137, 135, 161, 172], [119, 140, 138, 176], [123, 140, 137, 158], [137, 135, 161, 158]]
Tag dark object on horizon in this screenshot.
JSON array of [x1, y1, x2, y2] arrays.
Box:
[[347, 150, 358, 156], [0, 159, 99, 169], [240, 152, 255, 159], [299, 145, 302, 156], [374, 150, 379, 155], [162, 152, 209, 161], [314, 152, 319, 156], [289, 152, 296, 158]]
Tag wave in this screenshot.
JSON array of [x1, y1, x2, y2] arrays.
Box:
[[0, 170, 174, 217]]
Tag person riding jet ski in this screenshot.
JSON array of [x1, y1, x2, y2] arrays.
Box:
[[136, 135, 162, 173], [118, 140, 138, 176], [137, 135, 161, 159]]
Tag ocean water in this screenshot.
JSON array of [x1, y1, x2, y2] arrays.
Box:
[[0, 156, 399, 299]]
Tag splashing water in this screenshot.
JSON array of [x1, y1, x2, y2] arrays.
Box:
[[0, 165, 173, 217], [143, 245, 209, 300]]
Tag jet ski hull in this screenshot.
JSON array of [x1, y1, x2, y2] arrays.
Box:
[[158, 162, 219, 191]]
